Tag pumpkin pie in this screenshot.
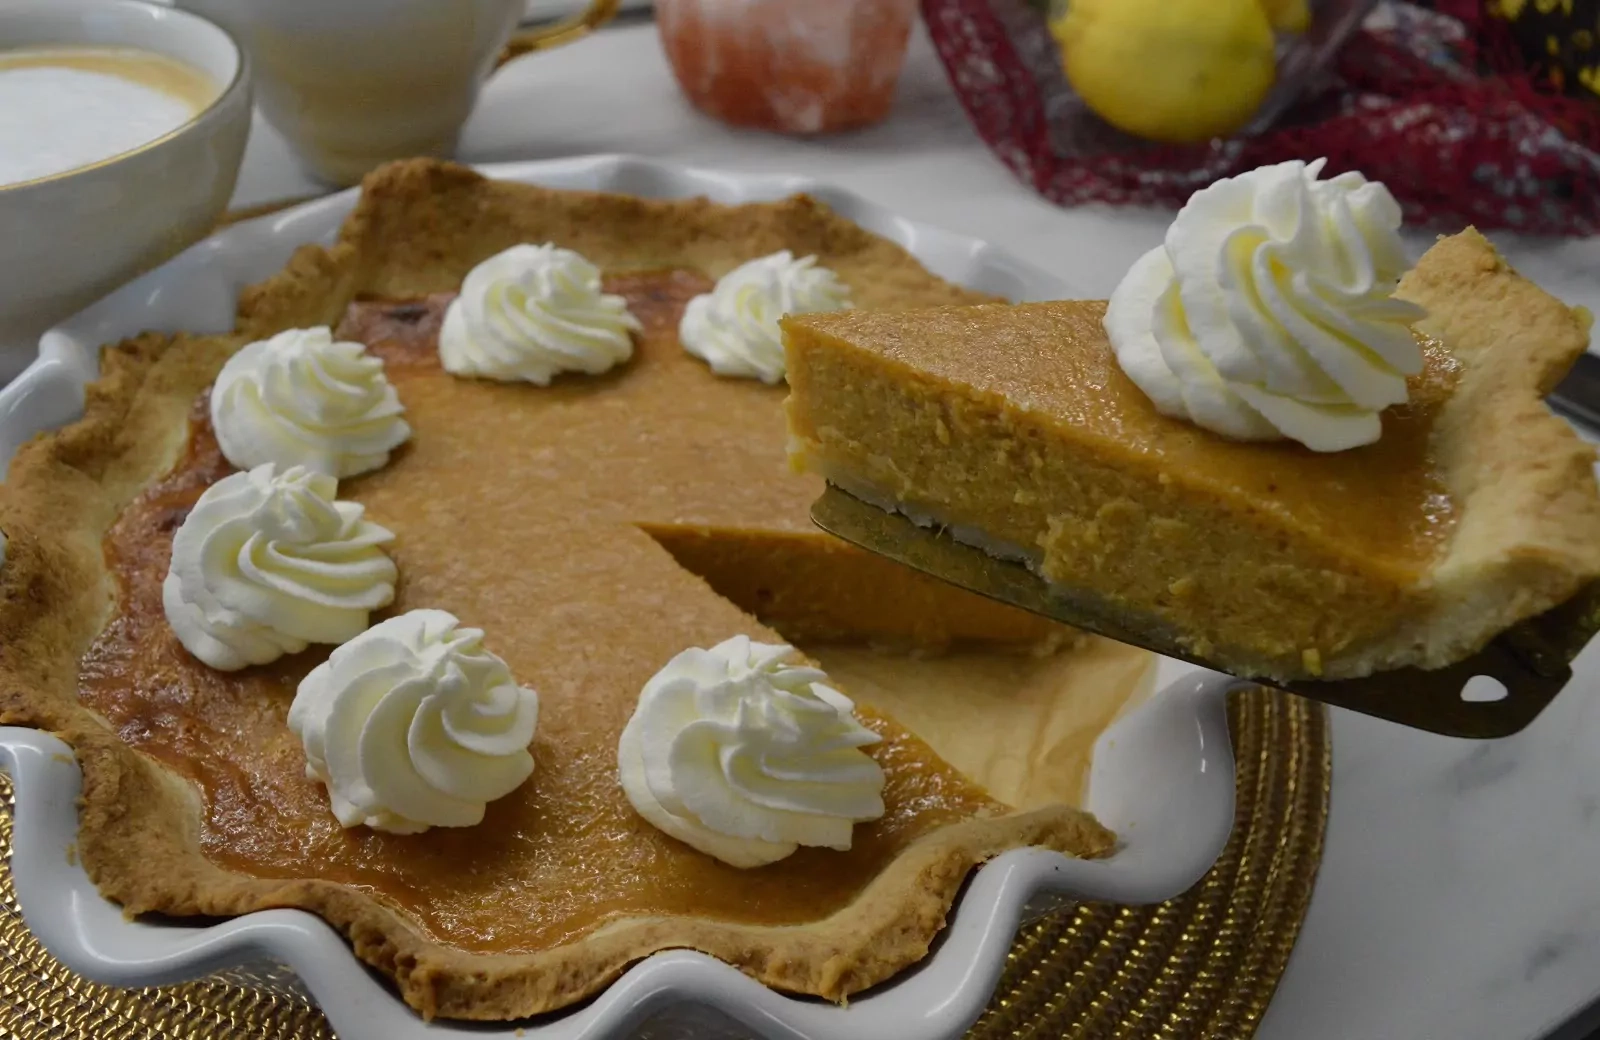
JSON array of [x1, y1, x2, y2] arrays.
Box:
[[0, 159, 1152, 1021], [783, 229, 1600, 682]]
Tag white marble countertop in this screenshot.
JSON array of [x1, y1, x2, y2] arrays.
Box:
[[232, 20, 1600, 1040]]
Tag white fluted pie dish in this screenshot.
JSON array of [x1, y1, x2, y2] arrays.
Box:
[[0, 156, 1241, 1040]]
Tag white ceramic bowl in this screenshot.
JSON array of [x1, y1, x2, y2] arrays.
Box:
[[0, 156, 1241, 1040], [0, 0, 252, 383]]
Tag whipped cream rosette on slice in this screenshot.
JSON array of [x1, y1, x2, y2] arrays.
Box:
[[1105, 158, 1425, 452]]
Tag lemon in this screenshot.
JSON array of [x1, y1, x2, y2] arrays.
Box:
[[1260, 0, 1311, 33], [1051, 0, 1278, 144]]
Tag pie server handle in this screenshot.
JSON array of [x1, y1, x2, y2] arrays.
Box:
[[810, 485, 1600, 740]]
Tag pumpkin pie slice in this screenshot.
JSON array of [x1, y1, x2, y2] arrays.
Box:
[[783, 230, 1600, 681], [0, 159, 1149, 1022]]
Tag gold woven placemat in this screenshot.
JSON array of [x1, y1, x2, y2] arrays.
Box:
[[0, 688, 1328, 1039]]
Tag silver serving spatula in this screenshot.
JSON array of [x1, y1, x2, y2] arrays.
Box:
[[811, 485, 1600, 739]]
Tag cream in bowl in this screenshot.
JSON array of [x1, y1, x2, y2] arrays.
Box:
[[0, 0, 251, 384], [0, 45, 221, 186]]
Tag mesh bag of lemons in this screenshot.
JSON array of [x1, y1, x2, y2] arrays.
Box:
[[1048, 0, 1312, 143]]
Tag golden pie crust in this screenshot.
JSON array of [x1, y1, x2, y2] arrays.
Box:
[[0, 159, 1136, 1021]]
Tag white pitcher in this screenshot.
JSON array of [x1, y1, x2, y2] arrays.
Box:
[[172, 0, 616, 185]]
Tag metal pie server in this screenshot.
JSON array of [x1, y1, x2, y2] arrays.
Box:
[[811, 485, 1600, 739]]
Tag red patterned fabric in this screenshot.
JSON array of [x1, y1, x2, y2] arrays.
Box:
[[920, 0, 1600, 235]]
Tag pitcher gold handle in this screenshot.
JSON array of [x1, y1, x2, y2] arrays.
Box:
[[498, 0, 621, 66]]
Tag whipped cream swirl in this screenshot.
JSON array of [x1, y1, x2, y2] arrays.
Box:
[[440, 244, 641, 384], [288, 610, 540, 834], [162, 464, 397, 671], [211, 327, 410, 479], [618, 635, 885, 868], [680, 251, 851, 384], [1104, 158, 1426, 452]]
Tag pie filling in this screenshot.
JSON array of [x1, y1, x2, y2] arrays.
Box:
[[79, 272, 1137, 955], [782, 302, 1462, 676]]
